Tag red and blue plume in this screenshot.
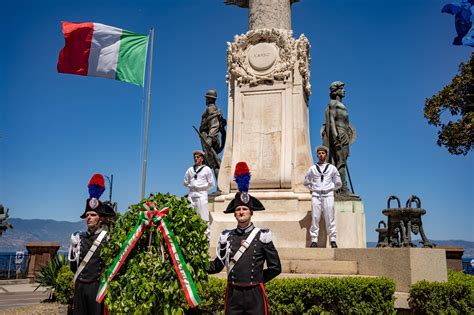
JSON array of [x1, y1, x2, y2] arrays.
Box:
[[88, 174, 105, 199], [234, 162, 251, 192]]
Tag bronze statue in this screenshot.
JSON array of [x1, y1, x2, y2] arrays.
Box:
[[322, 81, 356, 195], [196, 89, 226, 180]]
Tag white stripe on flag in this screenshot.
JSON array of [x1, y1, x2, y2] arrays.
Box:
[[88, 23, 122, 79]]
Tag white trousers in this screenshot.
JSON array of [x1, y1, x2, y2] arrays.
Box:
[[188, 195, 210, 238], [310, 195, 337, 243]]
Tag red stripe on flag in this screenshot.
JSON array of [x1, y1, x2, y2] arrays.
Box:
[[57, 21, 94, 76], [158, 223, 195, 307]]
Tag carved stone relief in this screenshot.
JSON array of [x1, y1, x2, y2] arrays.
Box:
[[226, 29, 311, 96]]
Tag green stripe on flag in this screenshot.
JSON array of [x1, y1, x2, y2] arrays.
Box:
[[116, 30, 149, 86]]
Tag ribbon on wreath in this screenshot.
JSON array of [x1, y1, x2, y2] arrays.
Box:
[[96, 202, 201, 308]]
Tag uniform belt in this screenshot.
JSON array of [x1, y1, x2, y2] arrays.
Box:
[[313, 189, 332, 194], [228, 282, 261, 288], [77, 278, 99, 284], [189, 187, 208, 192]]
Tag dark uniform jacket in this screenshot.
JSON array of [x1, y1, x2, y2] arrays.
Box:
[[209, 223, 281, 285], [70, 229, 106, 282]]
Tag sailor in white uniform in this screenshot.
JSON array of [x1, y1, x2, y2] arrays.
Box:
[[304, 145, 342, 248], [183, 150, 215, 238]]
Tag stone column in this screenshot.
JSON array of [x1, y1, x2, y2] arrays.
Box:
[[249, 0, 292, 30], [224, 0, 300, 30]]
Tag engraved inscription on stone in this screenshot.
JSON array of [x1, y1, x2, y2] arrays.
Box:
[[248, 43, 277, 72], [238, 92, 282, 188]]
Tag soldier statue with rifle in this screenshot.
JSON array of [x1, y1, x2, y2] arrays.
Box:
[[194, 89, 226, 181]]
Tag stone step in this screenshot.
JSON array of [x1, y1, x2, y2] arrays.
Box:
[[209, 247, 337, 261], [210, 272, 374, 280], [277, 248, 336, 260], [279, 273, 376, 278], [281, 259, 358, 275]]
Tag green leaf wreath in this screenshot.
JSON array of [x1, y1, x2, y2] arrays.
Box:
[[100, 193, 210, 314]]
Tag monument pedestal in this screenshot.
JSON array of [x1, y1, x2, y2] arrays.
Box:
[[26, 242, 60, 282], [317, 199, 366, 248], [210, 196, 366, 249], [209, 247, 448, 297]]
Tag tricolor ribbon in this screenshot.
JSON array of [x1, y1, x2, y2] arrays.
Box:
[[96, 202, 201, 308]]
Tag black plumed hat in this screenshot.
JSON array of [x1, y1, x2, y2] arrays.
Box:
[[224, 192, 265, 213], [80, 174, 116, 218], [80, 198, 116, 218]]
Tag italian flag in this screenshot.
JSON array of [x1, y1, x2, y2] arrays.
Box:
[[57, 22, 149, 86]]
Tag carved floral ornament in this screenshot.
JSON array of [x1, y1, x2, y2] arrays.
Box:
[[226, 29, 311, 95]]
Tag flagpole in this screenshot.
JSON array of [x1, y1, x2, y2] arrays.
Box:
[[141, 28, 154, 200]]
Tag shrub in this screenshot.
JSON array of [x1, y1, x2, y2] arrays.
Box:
[[196, 276, 396, 314], [35, 254, 68, 300], [53, 265, 74, 304], [409, 270, 474, 314], [193, 277, 225, 314], [448, 269, 474, 290]]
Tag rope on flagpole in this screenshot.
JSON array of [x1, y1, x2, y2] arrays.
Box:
[[141, 27, 155, 199]]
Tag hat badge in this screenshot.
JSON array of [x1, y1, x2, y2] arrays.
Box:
[[240, 192, 249, 204], [88, 198, 99, 209]]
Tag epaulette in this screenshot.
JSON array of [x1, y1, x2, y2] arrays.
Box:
[[68, 231, 82, 263], [259, 229, 272, 243], [218, 229, 232, 244], [70, 231, 83, 244]]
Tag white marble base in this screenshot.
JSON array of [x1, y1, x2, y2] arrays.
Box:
[[317, 200, 367, 248], [209, 199, 366, 249]]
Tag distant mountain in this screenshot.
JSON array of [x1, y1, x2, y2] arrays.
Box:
[[0, 218, 84, 252], [1, 218, 473, 257]]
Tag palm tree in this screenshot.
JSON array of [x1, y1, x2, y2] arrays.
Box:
[[0, 204, 13, 236]]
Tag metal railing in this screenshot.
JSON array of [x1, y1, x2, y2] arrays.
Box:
[[0, 252, 28, 279]]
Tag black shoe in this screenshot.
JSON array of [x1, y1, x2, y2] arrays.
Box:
[[330, 241, 338, 248], [310, 242, 318, 248]]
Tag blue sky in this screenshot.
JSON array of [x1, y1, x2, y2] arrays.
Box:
[[1, 0, 472, 242]]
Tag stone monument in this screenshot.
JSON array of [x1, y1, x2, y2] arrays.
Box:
[[211, 0, 366, 249]]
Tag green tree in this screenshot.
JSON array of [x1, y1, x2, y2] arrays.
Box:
[[0, 204, 13, 236], [424, 53, 474, 155]]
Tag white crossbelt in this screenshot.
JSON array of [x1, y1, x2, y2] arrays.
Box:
[[227, 227, 260, 275], [73, 230, 107, 283]]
